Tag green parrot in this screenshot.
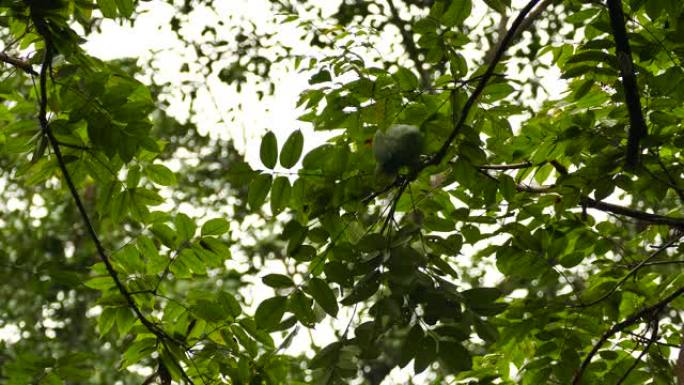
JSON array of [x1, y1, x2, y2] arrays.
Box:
[[372, 124, 424, 175]]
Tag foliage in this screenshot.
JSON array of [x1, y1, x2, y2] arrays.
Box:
[[1, 0, 684, 384]]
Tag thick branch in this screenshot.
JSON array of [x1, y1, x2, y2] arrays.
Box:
[[0, 51, 38, 75], [428, 0, 542, 167], [583, 197, 684, 228], [477, 161, 684, 227], [606, 0, 647, 169], [572, 286, 683, 384]]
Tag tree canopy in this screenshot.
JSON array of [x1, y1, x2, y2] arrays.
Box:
[[1, 0, 684, 384]]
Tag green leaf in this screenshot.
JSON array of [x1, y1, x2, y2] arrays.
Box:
[[340, 270, 381, 305], [260, 131, 278, 169], [474, 318, 499, 343], [84, 276, 115, 291], [96, 0, 118, 18], [151, 223, 177, 248], [399, 323, 424, 368], [112, 244, 143, 274], [483, 82, 515, 102], [461, 287, 502, 305], [413, 335, 436, 373], [115, 307, 136, 335], [191, 300, 225, 322], [441, 0, 471, 27], [120, 338, 156, 368], [97, 307, 117, 337], [255, 296, 287, 330], [114, 0, 134, 17], [262, 274, 295, 288], [248, 173, 272, 210], [566, 50, 617, 68], [146, 164, 176, 186], [175, 213, 196, 241], [306, 278, 338, 317], [218, 291, 242, 318], [137, 236, 166, 275], [270, 176, 291, 214], [310, 341, 342, 369], [438, 340, 472, 374], [201, 218, 230, 236], [39, 371, 63, 385], [393, 67, 418, 91], [280, 130, 304, 169], [288, 290, 316, 326], [134, 186, 165, 205], [309, 69, 331, 84], [559, 251, 584, 268], [483, 0, 508, 13]]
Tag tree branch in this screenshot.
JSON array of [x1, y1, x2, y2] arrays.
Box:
[[477, 161, 684, 227], [33, 23, 194, 384], [615, 320, 658, 385], [572, 286, 684, 385], [38, 47, 163, 340], [477, 161, 534, 170], [570, 234, 681, 308], [428, 0, 542, 167], [483, 0, 555, 63], [606, 0, 647, 169], [583, 197, 684, 228], [0, 51, 38, 76]]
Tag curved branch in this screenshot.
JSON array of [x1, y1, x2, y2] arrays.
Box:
[[428, 0, 542, 167], [37, 46, 166, 342], [572, 287, 683, 385], [33, 22, 194, 384], [571, 234, 681, 308]]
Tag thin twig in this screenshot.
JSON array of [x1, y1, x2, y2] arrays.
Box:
[[381, 179, 408, 234], [652, 150, 684, 202], [572, 286, 684, 385], [624, 328, 678, 348], [570, 234, 681, 308], [615, 320, 658, 385], [478, 161, 684, 227], [636, 260, 684, 267]]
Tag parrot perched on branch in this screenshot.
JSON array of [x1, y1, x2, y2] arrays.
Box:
[[372, 124, 424, 175]]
